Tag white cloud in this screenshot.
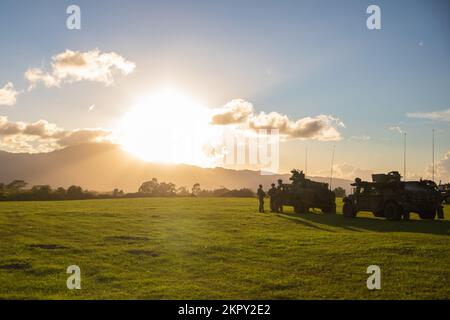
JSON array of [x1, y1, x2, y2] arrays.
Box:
[[0, 82, 19, 106], [426, 150, 450, 183], [0, 117, 62, 137], [348, 135, 371, 141], [211, 99, 345, 141], [0, 134, 58, 153], [0, 116, 111, 153], [407, 109, 450, 122], [330, 163, 373, 181], [211, 99, 254, 125], [24, 68, 58, 89], [389, 126, 403, 134], [57, 129, 111, 147], [25, 49, 136, 89]]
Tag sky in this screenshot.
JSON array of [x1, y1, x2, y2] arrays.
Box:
[[0, 0, 449, 181]]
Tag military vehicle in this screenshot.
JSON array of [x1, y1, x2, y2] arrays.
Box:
[[437, 183, 450, 204], [343, 171, 444, 220], [279, 169, 336, 214]]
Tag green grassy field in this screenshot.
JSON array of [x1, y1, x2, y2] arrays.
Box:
[[0, 197, 449, 299]]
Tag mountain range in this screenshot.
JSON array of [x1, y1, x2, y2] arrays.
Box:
[[0, 143, 353, 193]]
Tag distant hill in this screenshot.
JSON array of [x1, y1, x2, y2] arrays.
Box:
[[0, 143, 353, 193]]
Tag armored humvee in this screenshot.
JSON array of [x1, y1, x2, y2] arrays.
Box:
[[343, 171, 444, 220], [280, 169, 336, 214]]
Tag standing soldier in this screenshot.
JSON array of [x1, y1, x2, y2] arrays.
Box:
[[437, 205, 444, 219], [276, 179, 284, 213], [268, 183, 277, 212], [257, 184, 266, 213]]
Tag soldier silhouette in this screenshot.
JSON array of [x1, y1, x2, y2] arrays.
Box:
[[276, 179, 284, 213], [256, 184, 266, 213], [268, 183, 277, 212]]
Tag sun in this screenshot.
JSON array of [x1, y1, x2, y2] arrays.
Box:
[[117, 89, 222, 166]]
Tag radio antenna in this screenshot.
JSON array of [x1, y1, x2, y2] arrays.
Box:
[[432, 129, 435, 182], [403, 132, 407, 181], [305, 147, 308, 178], [329, 145, 335, 190]]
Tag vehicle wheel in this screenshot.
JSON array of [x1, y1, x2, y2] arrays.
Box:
[[343, 202, 356, 218], [384, 202, 401, 220], [372, 211, 384, 218], [419, 210, 436, 220], [437, 206, 444, 219], [294, 202, 305, 214], [322, 203, 336, 214], [330, 203, 336, 214]]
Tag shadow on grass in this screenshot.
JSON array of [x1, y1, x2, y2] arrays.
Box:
[[275, 213, 336, 232], [277, 212, 450, 236]]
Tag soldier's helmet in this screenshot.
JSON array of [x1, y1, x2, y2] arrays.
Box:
[[271, 183, 275, 187], [278, 179, 283, 184], [259, 184, 263, 188]]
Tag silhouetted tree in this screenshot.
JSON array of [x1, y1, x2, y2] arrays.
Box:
[[223, 188, 255, 197], [112, 188, 124, 197], [192, 183, 201, 196], [156, 182, 177, 196], [139, 178, 159, 194], [54, 187, 67, 200], [67, 185, 84, 199], [7, 180, 28, 192], [30, 185, 52, 200], [177, 186, 190, 196], [212, 187, 230, 197], [138, 178, 177, 196], [194, 187, 255, 198]]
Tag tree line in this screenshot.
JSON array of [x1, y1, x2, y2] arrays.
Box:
[[0, 180, 101, 201], [0, 178, 345, 201], [0, 178, 256, 201]]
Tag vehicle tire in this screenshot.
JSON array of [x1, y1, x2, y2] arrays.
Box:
[[322, 203, 336, 214], [419, 210, 436, 220], [343, 202, 356, 218], [437, 206, 444, 219], [372, 211, 384, 218], [383, 202, 401, 221], [330, 203, 337, 214], [294, 202, 305, 214]]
